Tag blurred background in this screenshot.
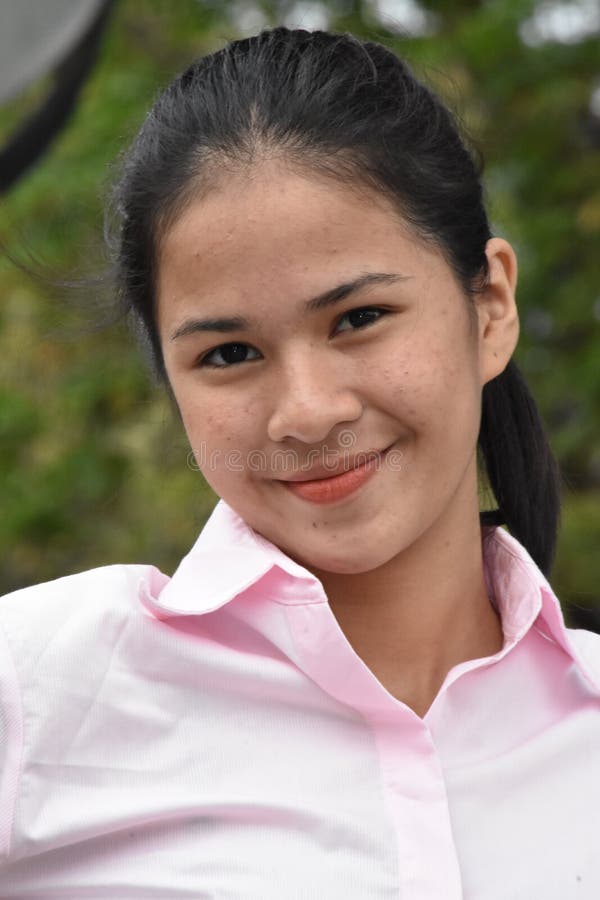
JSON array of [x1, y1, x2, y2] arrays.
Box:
[[0, 0, 598, 625]]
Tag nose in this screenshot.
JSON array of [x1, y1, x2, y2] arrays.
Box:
[[267, 354, 363, 445]]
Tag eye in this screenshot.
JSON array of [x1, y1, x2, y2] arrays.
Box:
[[333, 306, 388, 335], [199, 342, 262, 368]]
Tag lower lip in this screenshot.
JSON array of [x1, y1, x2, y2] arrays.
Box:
[[281, 453, 385, 504]]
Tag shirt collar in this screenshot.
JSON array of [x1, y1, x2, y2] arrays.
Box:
[[138, 499, 325, 618], [482, 525, 600, 694], [138, 500, 600, 694]]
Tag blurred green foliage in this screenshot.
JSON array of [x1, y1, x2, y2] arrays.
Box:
[[0, 0, 598, 618]]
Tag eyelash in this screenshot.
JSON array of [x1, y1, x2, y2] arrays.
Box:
[[197, 306, 389, 369]]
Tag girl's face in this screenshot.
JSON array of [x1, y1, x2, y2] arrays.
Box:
[[157, 166, 516, 574]]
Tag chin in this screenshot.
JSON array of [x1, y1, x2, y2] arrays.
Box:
[[316, 557, 383, 575], [289, 540, 394, 577]]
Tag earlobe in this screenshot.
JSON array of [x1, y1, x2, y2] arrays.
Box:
[[477, 238, 520, 385]]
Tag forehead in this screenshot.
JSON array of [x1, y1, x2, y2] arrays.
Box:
[[160, 164, 410, 250], [155, 165, 449, 327]]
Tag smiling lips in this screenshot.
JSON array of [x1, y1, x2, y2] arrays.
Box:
[[279, 451, 386, 504]]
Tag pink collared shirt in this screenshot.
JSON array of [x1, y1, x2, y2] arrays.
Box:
[[1, 499, 600, 898]]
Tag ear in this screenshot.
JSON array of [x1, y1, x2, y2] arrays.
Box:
[[476, 238, 520, 386]]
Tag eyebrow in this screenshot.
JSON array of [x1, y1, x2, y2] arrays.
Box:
[[169, 272, 410, 341]]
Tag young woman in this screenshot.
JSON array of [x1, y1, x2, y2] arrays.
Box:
[[1, 27, 599, 899]]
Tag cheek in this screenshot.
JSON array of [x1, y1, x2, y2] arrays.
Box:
[[177, 391, 263, 475], [383, 339, 480, 435]]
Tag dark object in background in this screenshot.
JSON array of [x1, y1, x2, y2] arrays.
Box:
[[566, 602, 600, 634], [0, 0, 114, 193]]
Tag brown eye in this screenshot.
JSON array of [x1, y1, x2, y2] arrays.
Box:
[[334, 307, 386, 334], [200, 343, 261, 368]]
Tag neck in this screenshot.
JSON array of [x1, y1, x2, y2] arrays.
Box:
[[310, 487, 504, 719]]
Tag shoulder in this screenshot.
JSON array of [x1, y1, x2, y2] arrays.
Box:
[[1, 563, 152, 606], [0, 564, 169, 666], [0, 563, 163, 618], [565, 626, 600, 690]]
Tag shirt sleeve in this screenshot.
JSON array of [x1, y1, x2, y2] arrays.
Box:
[[0, 611, 24, 863]]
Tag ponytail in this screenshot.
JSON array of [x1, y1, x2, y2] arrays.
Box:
[[478, 360, 562, 576]]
